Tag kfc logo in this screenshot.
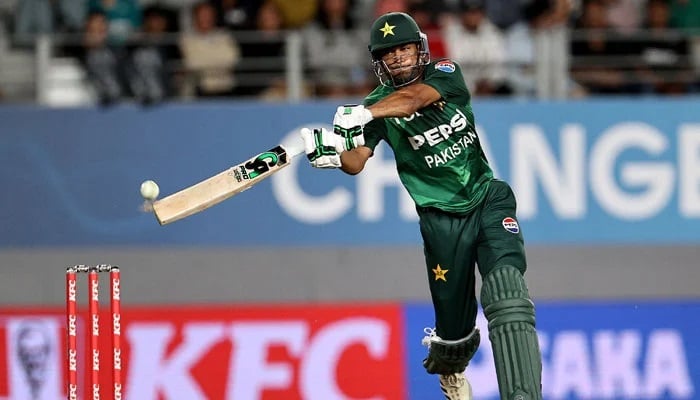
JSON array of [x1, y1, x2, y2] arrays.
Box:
[[68, 279, 77, 302], [112, 278, 121, 300], [114, 348, 122, 370], [91, 281, 99, 302], [68, 315, 77, 337], [0, 305, 405, 400], [92, 314, 100, 336], [68, 349, 77, 372], [68, 383, 78, 400], [124, 308, 405, 400], [114, 383, 123, 400], [92, 348, 100, 371], [113, 313, 121, 336], [0, 318, 64, 399]]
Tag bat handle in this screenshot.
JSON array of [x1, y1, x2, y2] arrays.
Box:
[[284, 140, 306, 158]]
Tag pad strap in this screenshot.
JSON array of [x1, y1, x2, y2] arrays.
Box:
[[423, 328, 480, 375]]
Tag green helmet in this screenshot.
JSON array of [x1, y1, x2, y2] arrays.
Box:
[[369, 12, 423, 56], [368, 12, 430, 87]]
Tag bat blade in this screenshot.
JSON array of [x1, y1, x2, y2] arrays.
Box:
[[152, 143, 303, 225]]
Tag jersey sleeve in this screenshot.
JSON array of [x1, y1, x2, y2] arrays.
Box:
[[361, 88, 388, 152], [361, 119, 385, 152], [422, 59, 471, 105]]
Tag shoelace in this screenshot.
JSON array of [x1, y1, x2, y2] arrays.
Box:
[[442, 373, 464, 387], [421, 327, 437, 347]]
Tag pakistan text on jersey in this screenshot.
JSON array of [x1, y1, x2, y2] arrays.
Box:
[[424, 133, 478, 168], [397, 108, 477, 168]]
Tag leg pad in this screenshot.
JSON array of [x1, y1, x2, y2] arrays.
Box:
[[423, 328, 480, 375], [481, 265, 543, 400]]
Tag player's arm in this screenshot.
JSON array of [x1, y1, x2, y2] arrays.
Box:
[[339, 146, 372, 175], [330, 83, 440, 163], [366, 83, 442, 118]]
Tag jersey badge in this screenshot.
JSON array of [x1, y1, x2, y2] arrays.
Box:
[[502, 217, 520, 234], [432, 264, 448, 282], [435, 60, 455, 73]]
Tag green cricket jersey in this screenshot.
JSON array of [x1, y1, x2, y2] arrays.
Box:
[[362, 59, 493, 213]]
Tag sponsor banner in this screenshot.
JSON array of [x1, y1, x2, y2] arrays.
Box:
[[1, 99, 699, 246], [0, 304, 406, 399], [0, 312, 64, 400], [404, 301, 700, 400], [2, 300, 697, 399]]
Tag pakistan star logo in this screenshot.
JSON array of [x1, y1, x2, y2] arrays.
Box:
[[380, 21, 395, 37], [432, 264, 448, 282], [432, 100, 446, 110]]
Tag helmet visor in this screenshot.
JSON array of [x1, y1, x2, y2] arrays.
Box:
[[371, 38, 430, 88]]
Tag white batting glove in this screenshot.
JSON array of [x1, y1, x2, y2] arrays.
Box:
[[333, 105, 373, 151], [300, 127, 343, 169]]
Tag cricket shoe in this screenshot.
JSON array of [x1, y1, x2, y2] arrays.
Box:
[[422, 327, 474, 400], [439, 372, 473, 400]]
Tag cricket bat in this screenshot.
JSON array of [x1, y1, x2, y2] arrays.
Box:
[[151, 141, 305, 225]]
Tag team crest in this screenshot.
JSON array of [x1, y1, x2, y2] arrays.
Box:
[[435, 60, 455, 73], [379, 21, 395, 37], [432, 264, 448, 282], [502, 217, 519, 234]]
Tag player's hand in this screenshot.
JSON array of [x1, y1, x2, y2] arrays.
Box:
[[333, 105, 373, 151], [300, 127, 342, 169]]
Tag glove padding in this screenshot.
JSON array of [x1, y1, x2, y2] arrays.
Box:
[[300, 127, 342, 169], [333, 105, 373, 151]]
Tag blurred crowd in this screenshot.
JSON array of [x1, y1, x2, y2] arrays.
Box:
[[0, 0, 699, 104]]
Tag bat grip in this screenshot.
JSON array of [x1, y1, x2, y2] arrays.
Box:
[[284, 140, 306, 158]]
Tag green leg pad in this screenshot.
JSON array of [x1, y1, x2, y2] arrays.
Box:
[[481, 265, 543, 400], [423, 328, 481, 375]]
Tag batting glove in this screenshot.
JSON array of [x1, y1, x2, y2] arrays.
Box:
[[333, 105, 373, 151], [301, 127, 343, 169]]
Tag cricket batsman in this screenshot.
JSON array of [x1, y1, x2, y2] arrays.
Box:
[[300, 11, 543, 400]]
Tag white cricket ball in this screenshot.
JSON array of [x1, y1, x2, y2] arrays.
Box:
[[140, 180, 160, 200]]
